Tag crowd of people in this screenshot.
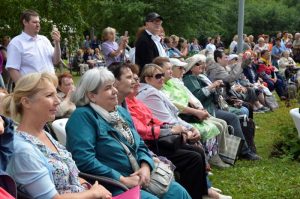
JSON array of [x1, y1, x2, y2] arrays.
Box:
[[0, 9, 300, 199]]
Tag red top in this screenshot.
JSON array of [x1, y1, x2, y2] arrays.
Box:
[[126, 97, 162, 140]]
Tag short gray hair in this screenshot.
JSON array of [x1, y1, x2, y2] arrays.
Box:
[[72, 68, 115, 106]]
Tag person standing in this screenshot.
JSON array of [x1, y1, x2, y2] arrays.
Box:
[[6, 10, 61, 82], [135, 12, 167, 71]]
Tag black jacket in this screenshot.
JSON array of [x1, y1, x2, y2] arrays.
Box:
[[135, 30, 159, 71]]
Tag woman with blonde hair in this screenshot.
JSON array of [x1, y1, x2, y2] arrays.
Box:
[[3, 72, 112, 199], [101, 27, 128, 66]]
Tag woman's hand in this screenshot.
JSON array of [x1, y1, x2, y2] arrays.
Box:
[[130, 162, 151, 187], [212, 80, 223, 89], [187, 128, 201, 142], [89, 181, 112, 199], [120, 175, 140, 188], [0, 117, 4, 135], [193, 109, 209, 121], [171, 125, 185, 134]]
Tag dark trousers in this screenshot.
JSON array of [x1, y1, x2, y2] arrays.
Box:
[[215, 109, 251, 155], [150, 144, 208, 198], [264, 74, 286, 97]]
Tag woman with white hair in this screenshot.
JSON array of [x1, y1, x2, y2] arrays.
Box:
[[278, 50, 297, 74], [293, 32, 300, 62], [253, 37, 269, 58], [66, 67, 191, 199], [101, 27, 128, 66]]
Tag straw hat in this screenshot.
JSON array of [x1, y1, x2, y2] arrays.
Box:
[[169, 58, 188, 69], [185, 54, 206, 72]]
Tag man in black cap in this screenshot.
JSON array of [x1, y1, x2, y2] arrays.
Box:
[[135, 12, 167, 72]]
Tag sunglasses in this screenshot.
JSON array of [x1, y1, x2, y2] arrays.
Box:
[[152, 73, 165, 79], [195, 62, 204, 66]]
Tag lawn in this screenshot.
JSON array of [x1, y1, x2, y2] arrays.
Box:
[[211, 99, 300, 199]]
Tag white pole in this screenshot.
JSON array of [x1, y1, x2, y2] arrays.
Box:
[[237, 0, 245, 53]]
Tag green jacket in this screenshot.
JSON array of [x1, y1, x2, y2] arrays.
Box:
[[183, 74, 216, 116]]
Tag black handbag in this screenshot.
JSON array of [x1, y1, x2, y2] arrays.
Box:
[[157, 133, 186, 151]]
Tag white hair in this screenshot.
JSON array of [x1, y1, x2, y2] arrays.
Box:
[[72, 68, 115, 106]]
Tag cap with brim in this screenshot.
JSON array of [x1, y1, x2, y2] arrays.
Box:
[[169, 58, 188, 69], [185, 54, 206, 72], [145, 12, 163, 22], [228, 54, 238, 61]]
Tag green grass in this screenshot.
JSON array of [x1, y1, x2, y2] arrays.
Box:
[[211, 99, 300, 199]]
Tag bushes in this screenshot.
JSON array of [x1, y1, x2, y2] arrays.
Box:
[[271, 126, 300, 161]]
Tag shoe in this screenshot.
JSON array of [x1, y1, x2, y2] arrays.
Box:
[[240, 152, 261, 161], [259, 106, 270, 112], [280, 96, 287, 100], [209, 154, 231, 168]]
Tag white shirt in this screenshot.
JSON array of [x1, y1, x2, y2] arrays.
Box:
[[205, 43, 216, 54], [229, 41, 237, 54], [6, 31, 55, 75], [145, 29, 167, 57]]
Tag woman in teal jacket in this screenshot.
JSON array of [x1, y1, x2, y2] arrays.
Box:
[[66, 67, 191, 199]]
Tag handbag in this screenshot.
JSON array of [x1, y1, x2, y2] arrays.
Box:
[[111, 133, 173, 197], [113, 186, 141, 199], [156, 133, 186, 151], [217, 95, 229, 111], [219, 133, 242, 165]]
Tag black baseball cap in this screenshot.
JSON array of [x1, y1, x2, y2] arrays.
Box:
[[145, 12, 163, 22]]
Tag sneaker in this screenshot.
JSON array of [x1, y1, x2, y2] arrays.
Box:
[[209, 154, 231, 168], [240, 152, 261, 161], [259, 106, 270, 112]]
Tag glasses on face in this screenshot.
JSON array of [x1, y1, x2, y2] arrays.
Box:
[[195, 62, 204, 66], [133, 77, 140, 82], [149, 19, 163, 24], [152, 73, 165, 79]]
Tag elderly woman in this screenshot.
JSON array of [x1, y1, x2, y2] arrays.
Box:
[[278, 50, 297, 74], [65, 67, 191, 199], [3, 73, 111, 199], [101, 27, 128, 67], [56, 72, 76, 118], [136, 64, 212, 198], [183, 54, 261, 161], [253, 37, 269, 58], [152, 57, 230, 168], [292, 32, 300, 62]]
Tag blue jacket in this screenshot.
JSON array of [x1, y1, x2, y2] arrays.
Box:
[[66, 105, 154, 181]]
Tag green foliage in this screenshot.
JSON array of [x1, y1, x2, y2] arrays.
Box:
[[1, 0, 299, 46]]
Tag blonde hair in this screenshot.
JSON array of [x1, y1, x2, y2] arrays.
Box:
[[2, 72, 58, 121], [140, 64, 163, 83], [258, 37, 265, 43], [102, 27, 116, 41]]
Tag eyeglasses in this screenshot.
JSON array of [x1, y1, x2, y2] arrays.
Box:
[[195, 62, 204, 66], [133, 77, 140, 82], [152, 73, 165, 79]]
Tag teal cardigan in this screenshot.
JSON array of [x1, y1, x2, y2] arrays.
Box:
[[66, 105, 154, 182], [183, 74, 216, 116]]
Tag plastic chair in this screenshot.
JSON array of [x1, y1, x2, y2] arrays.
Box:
[[289, 108, 300, 138], [51, 118, 69, 146]]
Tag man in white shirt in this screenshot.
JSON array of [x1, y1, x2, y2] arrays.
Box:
[[205, 38, 216, 55], [6, 10, 61, 82]]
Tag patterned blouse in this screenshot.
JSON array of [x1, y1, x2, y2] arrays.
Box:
[[16, 130, 85, 194]]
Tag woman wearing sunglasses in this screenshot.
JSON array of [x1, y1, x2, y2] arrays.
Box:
[[137, 64, 210, 199]]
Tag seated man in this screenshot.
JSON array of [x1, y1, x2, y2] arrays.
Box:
[[56, 72, 76, 118], [0, 115, 16, 198], [206, 49, 244, 84], [72, 49, 89, 75]]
